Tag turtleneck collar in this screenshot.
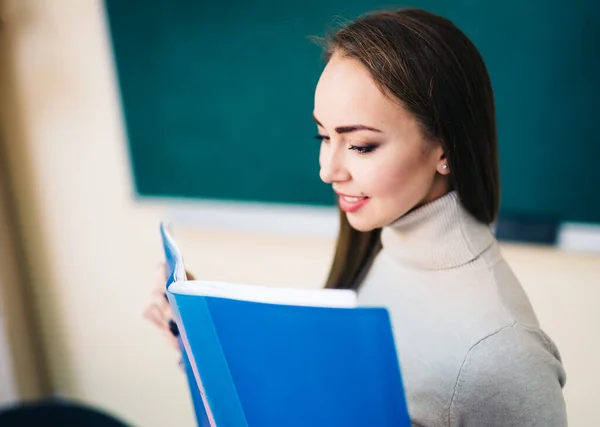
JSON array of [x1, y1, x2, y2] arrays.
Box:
[[380, 191, 495, 271]]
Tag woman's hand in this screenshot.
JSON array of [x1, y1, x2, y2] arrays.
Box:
[[143, 263, 185, 350]]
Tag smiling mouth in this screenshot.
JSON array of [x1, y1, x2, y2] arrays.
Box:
[[337, 195, 370, 213], [341, 195, 367, 203]]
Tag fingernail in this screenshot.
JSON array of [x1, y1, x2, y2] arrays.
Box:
[[168, 319, 180, 337]]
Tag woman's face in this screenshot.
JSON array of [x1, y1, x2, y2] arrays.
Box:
[[313, 53, 451, 231]]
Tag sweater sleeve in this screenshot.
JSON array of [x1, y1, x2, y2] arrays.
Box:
[[448, 323, 568, 427]]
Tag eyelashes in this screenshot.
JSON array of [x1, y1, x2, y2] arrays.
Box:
[[349, 145, 378, 154], [314, 135, 379, 154]]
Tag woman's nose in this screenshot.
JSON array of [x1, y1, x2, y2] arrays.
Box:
[[319, 146, 351, 184]]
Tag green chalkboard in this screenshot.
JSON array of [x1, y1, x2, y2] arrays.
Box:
[[104, 0, 600, 223]]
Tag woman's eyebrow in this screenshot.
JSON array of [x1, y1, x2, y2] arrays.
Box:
[[312, 113, 383, 134]]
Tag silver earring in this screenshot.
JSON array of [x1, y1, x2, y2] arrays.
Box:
[[442, 164, 448, 170]]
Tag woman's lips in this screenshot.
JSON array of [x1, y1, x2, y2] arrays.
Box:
[[338, 195, 370, 213]]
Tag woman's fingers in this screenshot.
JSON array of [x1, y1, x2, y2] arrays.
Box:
[[144, 262, 195, 352]]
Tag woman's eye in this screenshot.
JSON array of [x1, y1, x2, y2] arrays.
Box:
[[349, 144, 378, 154], [314, 135, 377, 154]]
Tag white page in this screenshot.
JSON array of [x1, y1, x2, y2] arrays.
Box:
[[168, 280, 358, 308]]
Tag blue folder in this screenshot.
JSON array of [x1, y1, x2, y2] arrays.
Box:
[[160, 223, 410, 427]]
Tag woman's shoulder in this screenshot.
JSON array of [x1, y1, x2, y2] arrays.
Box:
[[482, 242, 542, 328], [449, 322, 567, 426]]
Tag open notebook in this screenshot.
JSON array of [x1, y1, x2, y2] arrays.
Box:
[[160, 222, 410, 427]]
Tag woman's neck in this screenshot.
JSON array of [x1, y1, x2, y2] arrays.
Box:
[[380, 191, 495, 271]]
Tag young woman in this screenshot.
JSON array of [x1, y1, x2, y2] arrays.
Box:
[[145, 8, 567, 426]]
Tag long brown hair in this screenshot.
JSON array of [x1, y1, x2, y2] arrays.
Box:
[[315, 9, 500, 290]]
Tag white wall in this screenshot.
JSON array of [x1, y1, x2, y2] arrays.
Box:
[[0, 160, 42, 406], [0, 1, 194, 425], [0, 1, 598, 426]]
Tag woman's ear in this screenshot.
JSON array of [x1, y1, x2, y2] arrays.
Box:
[[436, 152, 450, 175]]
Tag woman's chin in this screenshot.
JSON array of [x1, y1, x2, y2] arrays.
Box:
[[346, 213, 378, 232]]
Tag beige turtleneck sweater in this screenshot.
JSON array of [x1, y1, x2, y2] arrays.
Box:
[[358, 191, 568, 427]]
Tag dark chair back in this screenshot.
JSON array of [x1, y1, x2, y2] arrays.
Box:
[[0, 399, 130, 426]]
